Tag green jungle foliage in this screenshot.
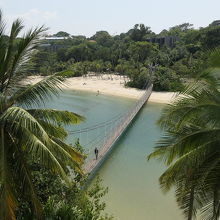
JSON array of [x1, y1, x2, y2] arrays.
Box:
[[2, 8, 220, 219], [148, 49, 220, 220], [17, 162, 113, 220], [24, 22, 220, 91], [0, 10, 112, 220]]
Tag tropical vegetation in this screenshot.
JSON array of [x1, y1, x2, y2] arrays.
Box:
[[28, 22, 220, 91], [148, 49, 220, 220], [2, 5, 220, 220], [0, 10, 112, 220]]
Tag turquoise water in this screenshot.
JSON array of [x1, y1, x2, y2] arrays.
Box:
[[44, 90, 183, 220], [92, 103, 183, 220], [44, 90, 134, 151]]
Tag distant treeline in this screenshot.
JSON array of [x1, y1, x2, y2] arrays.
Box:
[[18, 22, 220, 91]]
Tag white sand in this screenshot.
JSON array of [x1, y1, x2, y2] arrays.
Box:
[[24, 75, 178, 104]]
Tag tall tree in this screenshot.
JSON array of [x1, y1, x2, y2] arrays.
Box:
[[54, 31, 70, 37], [0, 10, 84, 220], [148, 49, 220, 220]]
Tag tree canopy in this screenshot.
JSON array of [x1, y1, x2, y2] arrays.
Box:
[[30, 21, 220, 91]]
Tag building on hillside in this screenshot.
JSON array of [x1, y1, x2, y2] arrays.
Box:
[[210, 20, 220, 27], [44, 36, 69, 40], [147, 36, 179, 48], [39, 36, 69, 51], [88, 40, 96, 43]]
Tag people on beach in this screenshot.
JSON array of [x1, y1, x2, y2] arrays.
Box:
[[96, 90, 100, 96], [94, 147, 99, 160]]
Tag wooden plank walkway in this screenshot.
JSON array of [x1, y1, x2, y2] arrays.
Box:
[[84, 84, 153, 175]]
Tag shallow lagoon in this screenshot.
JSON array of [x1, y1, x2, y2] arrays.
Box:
[[44, 90, 183, 220]]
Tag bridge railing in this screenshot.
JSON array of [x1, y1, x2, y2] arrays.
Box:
[[84, 84, 153, 173]]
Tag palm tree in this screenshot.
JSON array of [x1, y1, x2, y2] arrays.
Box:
[[0, 10, 85, 220], [148, 49, 220, 220]]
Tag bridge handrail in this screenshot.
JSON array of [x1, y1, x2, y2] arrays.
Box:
[[84, 84, 153, 173]]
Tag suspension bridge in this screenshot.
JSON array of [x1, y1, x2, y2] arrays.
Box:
[[69, 83, 153, 176]]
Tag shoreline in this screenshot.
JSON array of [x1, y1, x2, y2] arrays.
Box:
[[25, 75, 178, 104]]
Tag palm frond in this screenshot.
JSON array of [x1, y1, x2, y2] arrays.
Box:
[[158, 141, 216, 192], [208, 48, 220, 69], [158, 82, 220, 131], [5, 26, 46, 90], [0, 10, 86, 219], [0, 128, 17, 220], [0, 9, 7, 80], [0, 107, 51, 142], [51, 137, 85, 166], [176, 182, 198, 220], [9, 75, 65, 108], [1, 18, 24, 82], [0, 23, 46, 92], [11, 135, 43, 219], [148, 48, 220, 220], [37, 120, 68, 140], [18, 127, 69, 183], [0, 107, 79, 180], [0, 9, 6, 36], [49, 138, 83, 174], [27, 108, 85, 125]]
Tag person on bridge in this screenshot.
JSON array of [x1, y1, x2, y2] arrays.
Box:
[[94, 147, 99, 160]]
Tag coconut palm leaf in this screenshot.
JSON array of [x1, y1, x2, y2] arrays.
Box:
[[50, 137, 85, 165], [0, 19, 23, 85], [208, 48, 220, 69], [18, 128, 68, 180], [1, 107, 82, 176], [3, 26, 45, 91], [0, 129, 17, 220], [27, 108, 85, 125], [9, 75, 65, 108], [49, 138, 83, 174], [0, 20, 46, 93], [150, 126, 220, 165], [148, 58, 220, 219], [12, 140, 43, 219], [0, 11, 85, 219], [37, 120, 68, 140], [0, 107, 51, 141]]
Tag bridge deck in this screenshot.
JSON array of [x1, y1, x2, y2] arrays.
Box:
[[84, 84, 153, 175]]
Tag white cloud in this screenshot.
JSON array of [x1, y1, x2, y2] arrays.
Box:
[[5, 9, 57, 32], [20, 9, 57, 23]]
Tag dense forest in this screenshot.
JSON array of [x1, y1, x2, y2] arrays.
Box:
[[27, 21, 220, 91], [0, 12, 113, 219], [2, 6, 220, 219]]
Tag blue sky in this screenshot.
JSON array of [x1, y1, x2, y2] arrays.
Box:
[[1, 0, 220, 37]]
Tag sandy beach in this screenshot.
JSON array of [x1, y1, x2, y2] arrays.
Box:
[[25, 74, 178, 104]]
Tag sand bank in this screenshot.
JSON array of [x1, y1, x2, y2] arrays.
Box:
[[25, 75, 178, 104]]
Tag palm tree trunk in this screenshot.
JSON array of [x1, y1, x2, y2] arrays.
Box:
[[188, 186, 195, 220], [0, 126, 6, 219], [213, 186, 219, 220]]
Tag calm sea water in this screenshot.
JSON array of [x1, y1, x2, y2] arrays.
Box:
[[44, 90, 183, 220]]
